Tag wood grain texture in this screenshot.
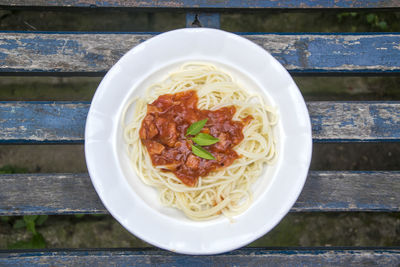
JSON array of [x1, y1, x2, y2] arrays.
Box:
[[1, 33, 400, 74], [294, 171, 400, 212], [0, 173, 105, 215], [0, 248, 399, 265], [0, 0, 399, 8], [1, 102, 399, 143], [0, 33, 152, 73], [308, 102, 400, 142], [0, 102, 88, 143], [0, 171, 399, 215]]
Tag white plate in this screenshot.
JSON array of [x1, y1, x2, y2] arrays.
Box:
[[85, 28, 312, 255]]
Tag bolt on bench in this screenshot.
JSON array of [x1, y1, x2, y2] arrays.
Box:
[[0, 1, 400, 265]]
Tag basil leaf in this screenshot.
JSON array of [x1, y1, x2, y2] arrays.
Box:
[[192, 133, 219, 146], [191, 144, 215, 160], [186, 119, 207, 136]]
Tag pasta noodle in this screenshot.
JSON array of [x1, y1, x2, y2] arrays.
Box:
[[123, 62, 277, 220]]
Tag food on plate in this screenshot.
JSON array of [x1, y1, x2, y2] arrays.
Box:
[[123, 62, 277, 220]]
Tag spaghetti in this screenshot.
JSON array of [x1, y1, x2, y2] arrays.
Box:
[[123, 62, 277, 220]]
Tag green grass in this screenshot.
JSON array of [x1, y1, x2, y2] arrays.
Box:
[[0, 165, 28, 174]]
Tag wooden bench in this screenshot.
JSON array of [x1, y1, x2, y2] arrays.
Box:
[[1, 1, 400, 265]]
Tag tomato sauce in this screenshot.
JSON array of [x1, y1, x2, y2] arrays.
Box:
[[139, 90, 251, 187]]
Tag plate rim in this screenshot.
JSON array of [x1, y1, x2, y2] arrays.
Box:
[[85, 27, 312, 255]]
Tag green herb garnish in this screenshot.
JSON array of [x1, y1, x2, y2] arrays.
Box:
[[192, 133, 219, 146], [191, 144, 215, 160], [186, 119, 220, 160], [186, 118, 208, 136]]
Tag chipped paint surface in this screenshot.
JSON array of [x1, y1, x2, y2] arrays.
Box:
[[1, 0, 400, 8], [247, 34, 400, 72], [0, 33, 153, 73], [308, 102, 400, 141], [0, 33, 399, 73], [1, 248, 400, 266], [0, 102, 89, 142], [1, 102, 399, 143], [0, 173, 106, 216], [0, 171, 399, 216], [293, 171, 400, 212]]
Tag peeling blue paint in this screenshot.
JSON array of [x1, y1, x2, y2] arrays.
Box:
[[265, 35, 400, 71], [0, 52, 7, 60], [340, 118, 355, 127], [0, 102, 89, 143], [4, 0, 400, 8], [292, 202, 397, 212], [307, 36, 400, 69], [1, 33, 400, 73], [369, 105, 400, 138], [20, 37, 66, 55], [84, 53, 105, 67], [0, 38, 18, 49], [249, 34, 400, 73], [1, 102, 399, 143], [19, 37, 83, 56], [0, 206, 106, 216], [1, 248, 399, 266], [310, 115, 323, 133], [1, 171, 399, 215]]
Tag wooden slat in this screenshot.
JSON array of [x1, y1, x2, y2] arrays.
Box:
[[0, 102, 88, 143], [1, 33, 400, 74], [308, 102, 400, 142], [1, 0, 399, 9], [1, 102, 399, 143], [1, 248, 400, 265], [0, 173, 104, 215], [293, 171, 400, 212], [0, 171, 399, 215]]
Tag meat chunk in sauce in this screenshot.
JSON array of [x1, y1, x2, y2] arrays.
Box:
[[214, 132, 230, 152], [144, 140, 165, 155], [139, 114, 158, 139], [139, 90, 251, 187], [186, 154, 200, 170], [155, 117, 178, 147]]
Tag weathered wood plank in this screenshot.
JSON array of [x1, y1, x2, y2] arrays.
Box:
[[1, 33, 400, 74], [293, 171, 400, 212], [0, 102, 88, 143], [308, 102, 400, 142], [0, 0, 399, 9], [0, 173, 105, 215], [0, 171, 399, 215], [1, 102, 399, 143], [0, 33, 152, 74], [1, 248, 400, 265]]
